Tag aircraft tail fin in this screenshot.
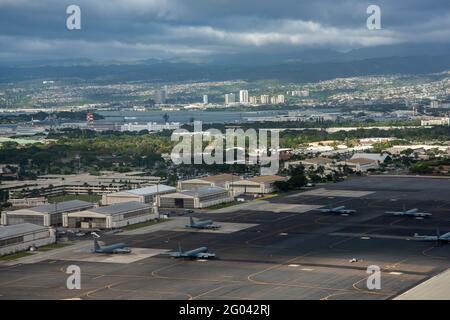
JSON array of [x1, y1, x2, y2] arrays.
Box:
[[94, 238, 101, 251], [189, 215, 194, 226], [437, 227, 441, 238], [178, 242, 182, 254]]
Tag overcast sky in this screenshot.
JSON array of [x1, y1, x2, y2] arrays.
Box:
[[0, 0, 449, 61]]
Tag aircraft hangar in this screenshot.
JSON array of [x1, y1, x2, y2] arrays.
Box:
[[63, 201, 155, 229]]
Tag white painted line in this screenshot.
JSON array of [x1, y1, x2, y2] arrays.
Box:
[[288, 264, 300, 267], [301, 268, 314, 271], [360, 236, 371, 240], [389, 272, 403, 275], [279, 233, 289, 236]]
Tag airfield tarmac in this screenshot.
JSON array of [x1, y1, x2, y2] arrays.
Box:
[[0, 175, 449, 300]]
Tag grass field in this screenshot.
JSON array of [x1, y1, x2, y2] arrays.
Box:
[[0, 252, 35, 261], [122, 219, 171, 231], [37, 242, 73, 252], [208, 201, 241, 211], [48, 194, 101, 203]]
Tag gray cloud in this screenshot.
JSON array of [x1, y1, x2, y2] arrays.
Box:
[[0, 0, 448, 61]]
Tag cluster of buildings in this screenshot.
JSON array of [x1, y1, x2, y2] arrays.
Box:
[[286, 153, 390, 173], [120, 122, 181, 132], [0, 173, 287, 256], [1, 172, 163, 200], [224, 90, 286, 106]]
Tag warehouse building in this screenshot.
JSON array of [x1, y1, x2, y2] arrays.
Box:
[[1, 200, 94, 227], [0, 223, 55, 256], [101, 184, 176, 205], [159, 187, 233, 209], [63, 201, 155, 229], [177, 174, 239, 191], [226, 175, 287, 195]]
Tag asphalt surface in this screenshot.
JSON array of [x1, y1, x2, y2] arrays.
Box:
[[1, 175, 449, 300]]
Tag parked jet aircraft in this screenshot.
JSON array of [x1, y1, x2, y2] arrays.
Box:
[[317, 205, 356, 214], [414, 229, 450, 243], [170, 244, 216, 259], [385, 205, 432, 217], [185, 216, 221, 229], [92, 239, 132, 254]]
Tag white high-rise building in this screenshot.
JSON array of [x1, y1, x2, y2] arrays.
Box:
[[249, 96, 258, 104], [225, 93, 236, 105], [277, 95, 285, 104], [270, 96, 278, 104], [239, 90, 249, 104], [260, 95, 270, 104], [203, 95, 208, 105]]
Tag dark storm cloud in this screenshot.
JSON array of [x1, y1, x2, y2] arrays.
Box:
[[0, 0, 448, 61]]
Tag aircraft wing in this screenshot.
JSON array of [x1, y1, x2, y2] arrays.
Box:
[[385, 211, 402, 215], [340, 209, 356, 214], [169, 252, 182, 257], [414, 234, 438, 241], [317, 209, 331, 213], [414, 212, 432, 217], [441, 232, 450, 240], [113, 248, 132, 253], [196, 252, 215, 258]]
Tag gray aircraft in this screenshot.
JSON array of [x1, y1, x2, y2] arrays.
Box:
[[414, 229, 450, 243], [385, 205, 432, 218], [170, 244, 216, 259], [92, 238, 132, 254], [317, 205, 356, 214], [185, 216, 221, 229]]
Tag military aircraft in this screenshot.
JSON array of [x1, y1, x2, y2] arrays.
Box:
[[169, 244, 216, 259], [385, 205, 432, 217], [316, 205, 356, 214], [414, 229, 450, 244], [92, 238, 132, 254], [185, 216, 221, 229]]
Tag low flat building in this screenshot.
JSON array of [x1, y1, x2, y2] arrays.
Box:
[[339, 158, 379, 172], [286, 157, 334, 170], [102, 184, 176, 205], [159, 187, 233, 209], [177, 174, 238, 190], [227, 175, 287, 195], [1, 200, 94, 227], [63, 201, 155, 229], [0, 223, 55, 256], [351, 153, 389, 163]]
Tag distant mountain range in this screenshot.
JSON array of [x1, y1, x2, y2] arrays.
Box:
[[1, 44, 450, 84]]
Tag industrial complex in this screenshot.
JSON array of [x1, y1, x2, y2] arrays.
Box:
[[0, 175, 449, 300]]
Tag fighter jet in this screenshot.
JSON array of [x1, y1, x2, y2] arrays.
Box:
[[185, 216, 221, 230], [414, 229, 450, 244], [317, 205, 356, 214], [385, 205, 432, 218], [169, 244, 216, 259], [92, 238, 132, 254]]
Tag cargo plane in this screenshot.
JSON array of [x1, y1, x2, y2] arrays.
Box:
[[170, 244, 216, 259], [414, 229, 450, 244], [92, 239, 132, 254], [185, 216, 221, 230], [385, 205, 432, 218], [317, 205, 356, 214]]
